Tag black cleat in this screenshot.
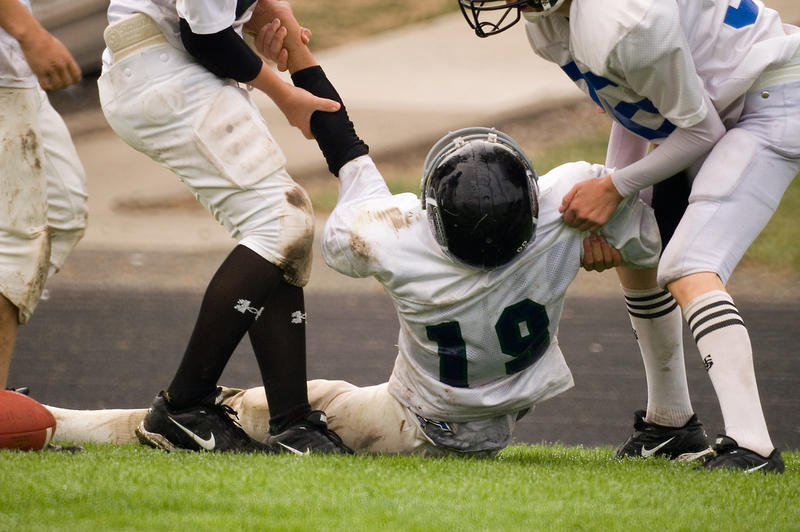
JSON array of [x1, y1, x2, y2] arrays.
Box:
[[700, 435, 784, 473], [135, 388, 276, 453], [614, 410, 710, 460], [268, 410, 354, 455]]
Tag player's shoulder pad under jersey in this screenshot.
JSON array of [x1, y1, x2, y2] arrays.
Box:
[[570, 0, 655, 71]]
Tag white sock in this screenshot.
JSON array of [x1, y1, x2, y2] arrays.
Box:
[[684, 290, 773, 457], [46, 405, 147, 444], [623, 287, 693, 427]]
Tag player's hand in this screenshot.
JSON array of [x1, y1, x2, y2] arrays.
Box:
[[581, 234, 621, 272], [18, 30, 81, 90], [257, 19, 289, 68], [559, 174, 623, 232], [275, 83, 340, 139], [254, 18, 311, 72]]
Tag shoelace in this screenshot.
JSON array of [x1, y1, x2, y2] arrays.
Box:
[[216, 403, 245, 430]]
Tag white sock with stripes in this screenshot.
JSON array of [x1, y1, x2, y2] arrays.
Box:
[[684, 290, 773, 456], [623, 287, 693, 427]]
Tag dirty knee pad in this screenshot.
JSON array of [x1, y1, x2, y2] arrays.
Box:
[[238, 183, 315, 287]]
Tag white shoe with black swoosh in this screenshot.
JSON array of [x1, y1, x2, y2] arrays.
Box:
[[699, 435, 784, 473], [135, 388, 277, 453], [614, 409, 711, 460]]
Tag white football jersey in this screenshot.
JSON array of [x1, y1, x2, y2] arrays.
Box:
[[103, 0, 257, 65], [322, 156, 660, 422], [0, 0, 36, 88], [526, 0, 800, 138]]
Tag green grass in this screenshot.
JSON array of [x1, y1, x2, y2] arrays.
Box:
[[1, 444, 798, 531]]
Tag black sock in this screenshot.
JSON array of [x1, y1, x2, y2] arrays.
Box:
[[247, 282, 311, 431], [166, 245, 282, 409]]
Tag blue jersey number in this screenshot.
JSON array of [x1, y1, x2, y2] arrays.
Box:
[[724, 0, 758, 28], [426, 298, 550, 388]]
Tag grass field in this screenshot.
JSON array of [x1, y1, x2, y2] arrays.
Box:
[[1, 444, 797, 531]]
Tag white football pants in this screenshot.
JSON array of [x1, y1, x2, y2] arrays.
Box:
[[97, 36, 313, 286], [0, 87, 87, 323], [658, 80, 800, 286]]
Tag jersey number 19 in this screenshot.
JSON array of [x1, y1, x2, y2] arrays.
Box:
[[426, 298, 550, 388]]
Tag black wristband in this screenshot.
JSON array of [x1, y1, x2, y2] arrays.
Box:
[[179, 19, 262, 83], [291, 65, 369, 176]]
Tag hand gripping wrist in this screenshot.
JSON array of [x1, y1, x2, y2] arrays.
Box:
[[291, 66, 369, 176]]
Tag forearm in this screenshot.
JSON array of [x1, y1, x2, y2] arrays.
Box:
[[248, 62, 294, 99], [0, 0, 44, 45], [273, 19, 316, 73], [610, 102, 726, 197], [291, 66, 368, 176]]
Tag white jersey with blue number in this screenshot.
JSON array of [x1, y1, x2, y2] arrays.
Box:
[[526, 0, 800, 139], [0, 0, 36, 88], [322, 156, 661, 422]]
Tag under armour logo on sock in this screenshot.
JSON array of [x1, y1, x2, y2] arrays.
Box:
[[291, 310, 306, 324], [703, 354, 714, 371], [234, 299, 263, 320]]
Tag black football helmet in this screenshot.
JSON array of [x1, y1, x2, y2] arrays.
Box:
[[458, 0, 567, 37], [420, 127, 539, 270]]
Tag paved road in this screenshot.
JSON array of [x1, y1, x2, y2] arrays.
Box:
[[9, 266, 799, 451]]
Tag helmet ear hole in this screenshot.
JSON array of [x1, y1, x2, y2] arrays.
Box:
[[421, 128, 539, 270]]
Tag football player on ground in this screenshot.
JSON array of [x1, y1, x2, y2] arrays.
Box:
[[45, 1, 708, 459], [95, 0, 350, 454], [0, 0, 87, 390], [458, 0, 798, 472]]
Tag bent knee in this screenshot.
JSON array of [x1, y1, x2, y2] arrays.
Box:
[[240, 185, 315, 286]]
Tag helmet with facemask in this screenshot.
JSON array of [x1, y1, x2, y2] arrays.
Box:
[[420, 127, 539, 270], [458, 0, 567, 37]]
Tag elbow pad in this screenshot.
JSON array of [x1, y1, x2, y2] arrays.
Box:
[[179, 19, 261, 83], [291, 65, 369, 176]]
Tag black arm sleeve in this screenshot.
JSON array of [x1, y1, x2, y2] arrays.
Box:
[[179, 19, 262, 83], [291, 65, 369, 176]]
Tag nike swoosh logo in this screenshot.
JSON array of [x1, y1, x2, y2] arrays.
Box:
[[641, 436, 675, 458], [277, 442, 309, 456], [168, 416, 216, 451], [745, 462, 768, 473]]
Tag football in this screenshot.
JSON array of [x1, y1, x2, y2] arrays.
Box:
[[0, 390, 56, 450]]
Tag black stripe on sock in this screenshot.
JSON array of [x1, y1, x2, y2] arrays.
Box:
[[693, 318, 745, 344], [689, 307, 742, 335], [624, 289, 671, 303], [626, 296, 675, 311], [686, 300, 736, 329], [627, 300, 679, 320]]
